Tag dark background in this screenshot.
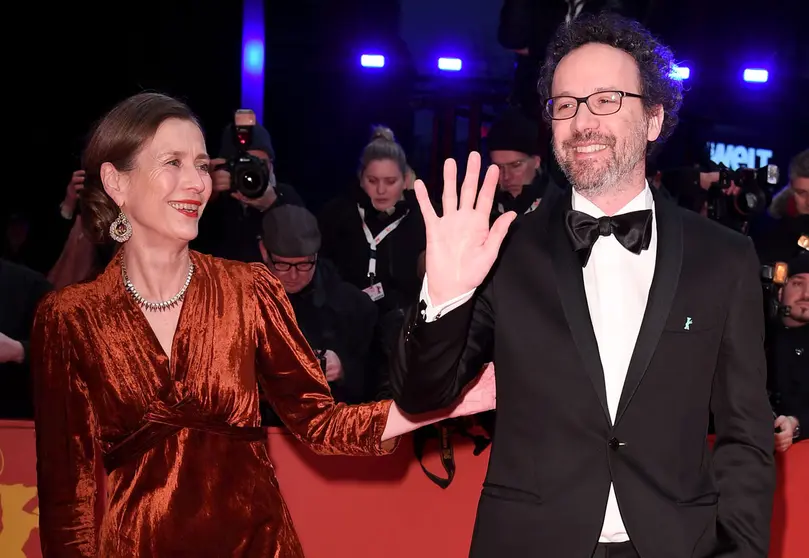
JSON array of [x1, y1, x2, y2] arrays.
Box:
[[4, 0, 807, 268]]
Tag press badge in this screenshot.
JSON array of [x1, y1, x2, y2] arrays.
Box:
[[363, 282, 385, 302]]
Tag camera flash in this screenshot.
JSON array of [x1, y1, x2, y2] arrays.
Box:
[[773, 262, 788, 285]]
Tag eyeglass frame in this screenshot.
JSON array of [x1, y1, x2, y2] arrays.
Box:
[[544, 90, 644, 121], [270, 257, 317, 272]]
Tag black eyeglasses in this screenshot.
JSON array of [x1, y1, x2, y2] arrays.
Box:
[[544, 90, 643, 121], [271, 260, 316, 272]]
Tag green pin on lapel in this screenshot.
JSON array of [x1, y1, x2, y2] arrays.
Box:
[[684, 317, 693, 330]]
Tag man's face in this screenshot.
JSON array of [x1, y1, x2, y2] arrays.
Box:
[[268, 254, 317, 294], [490, 151, 541, 196], [781, 272, 809, 327], [790, 177, 809, 215], [550, 43, 662, 197]]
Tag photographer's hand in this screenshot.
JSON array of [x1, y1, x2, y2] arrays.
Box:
[[323, 350, 344, 383], [699, 172, 741, 196], [231, 186, 278, 212], [60, 170, 85, 219], [211, 158, 230, 193]]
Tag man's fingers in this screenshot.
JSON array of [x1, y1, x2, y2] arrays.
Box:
[[414, 179, 439, 230], [459, 152, 482, 210], [475, 164, 500, 216], [442, 158, 459, 215]]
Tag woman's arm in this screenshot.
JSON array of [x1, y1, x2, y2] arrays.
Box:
[[252, 263, 397, 456], [381, 363, 496, 441], [31, 292, 102, 557]]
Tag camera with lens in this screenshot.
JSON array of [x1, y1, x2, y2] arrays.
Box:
[[216, 109, 271, 199], [706, 163, 779, 233], [761, 261, 789, 322], [760, 236, 809, 322]]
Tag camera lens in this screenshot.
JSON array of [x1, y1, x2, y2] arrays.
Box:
[[238, 170, 264, 198], [232, 154, 270, 198]]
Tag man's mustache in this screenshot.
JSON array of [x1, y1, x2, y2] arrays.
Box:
[[563, 131, 616, 150]]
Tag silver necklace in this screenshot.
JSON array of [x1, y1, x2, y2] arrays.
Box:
[[121, 256, 195, 312]]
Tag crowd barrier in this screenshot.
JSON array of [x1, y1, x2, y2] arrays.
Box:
[[0, 421, 806, 557]]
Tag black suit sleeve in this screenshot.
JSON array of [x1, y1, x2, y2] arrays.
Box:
[[389, 280, 495, 414], [710, 240, 776, 556]]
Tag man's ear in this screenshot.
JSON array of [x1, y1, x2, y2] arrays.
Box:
[[646, 105, 664, 142], [101, 162, 129, 207]]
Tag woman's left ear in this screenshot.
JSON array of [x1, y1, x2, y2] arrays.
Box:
[[100, 162, 130, 207]]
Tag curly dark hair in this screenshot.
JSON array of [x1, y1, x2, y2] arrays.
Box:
[[537, 13, 683, 152]]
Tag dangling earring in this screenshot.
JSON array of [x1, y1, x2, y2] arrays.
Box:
[[109, 211, 133, 243]]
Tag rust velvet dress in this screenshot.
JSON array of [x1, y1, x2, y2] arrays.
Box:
[[30, 251, 395, 557]]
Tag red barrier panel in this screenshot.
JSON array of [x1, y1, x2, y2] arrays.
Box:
[[1, 421, 806, 557]]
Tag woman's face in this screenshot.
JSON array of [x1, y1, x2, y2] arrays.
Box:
[[361, 159, 405, 211], [103, 118, 212, 247]]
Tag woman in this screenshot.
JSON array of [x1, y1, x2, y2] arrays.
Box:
[[318, 127, 426, 318], [31, 93, 492, 557]]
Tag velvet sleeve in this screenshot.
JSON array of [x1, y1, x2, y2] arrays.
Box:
[[31, 292, 101, 558], [250, 263, 395, 456]]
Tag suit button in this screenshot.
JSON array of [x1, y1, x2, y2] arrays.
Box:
[[608, 437, 621, 450]]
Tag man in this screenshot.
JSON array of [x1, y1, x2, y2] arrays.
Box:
[[770, 251, 808, 452], [486, 107, 559, 224], [0, 258, 52, 418], [752, 148, 809, 264], [391, 13, 774, 558], [259, 204, 378, 406], [194, 121, 304, 263]]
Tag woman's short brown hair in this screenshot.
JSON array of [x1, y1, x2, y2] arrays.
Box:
[[80, 92, 201, 244]]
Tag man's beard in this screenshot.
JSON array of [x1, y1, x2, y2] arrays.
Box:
[[554, 120, 648, 197], [789, 302, 809, 324]]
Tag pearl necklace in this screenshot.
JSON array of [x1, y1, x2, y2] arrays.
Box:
[[121, 256, 195, 312]]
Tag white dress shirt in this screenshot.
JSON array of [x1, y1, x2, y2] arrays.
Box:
[[421, 185, 657, 543]]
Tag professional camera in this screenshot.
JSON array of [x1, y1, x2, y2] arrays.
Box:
[[217, 109, 271, 199], [706, 163, 779, 233], [761, 261, 789, 322], [760, 236, 809, 322]]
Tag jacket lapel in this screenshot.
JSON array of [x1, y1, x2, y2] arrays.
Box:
[[615, 193, 684, 424], [546, 191, 611, 425]]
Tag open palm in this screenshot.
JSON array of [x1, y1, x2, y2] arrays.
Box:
[[413, 152, 516, 306]]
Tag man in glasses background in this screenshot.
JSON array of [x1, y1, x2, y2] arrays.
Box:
[[259, 205, 379, 416], [486, 106, 561, 225]]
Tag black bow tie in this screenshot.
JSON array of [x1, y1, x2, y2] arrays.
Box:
[[565, 209, 654, 267]]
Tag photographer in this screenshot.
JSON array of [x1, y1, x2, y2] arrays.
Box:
[[769, 252, 809, 452], [498, 1, 652, 115], [752, 148, 809, 264], [194, 115, 304, 263], [0, 257, 52, 418], [257, 205, 379, 424]]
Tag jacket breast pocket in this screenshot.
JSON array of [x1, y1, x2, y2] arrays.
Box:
[[662, 310, 723, 336]]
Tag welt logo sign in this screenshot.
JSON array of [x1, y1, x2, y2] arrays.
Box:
[[708, 142, 774, 170]]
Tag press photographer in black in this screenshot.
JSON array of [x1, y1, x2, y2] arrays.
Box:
[[0, 258, 52, 418], [194, 109, 304, 262], [752, 148, 809, 265], [769, 251, 809, 452]]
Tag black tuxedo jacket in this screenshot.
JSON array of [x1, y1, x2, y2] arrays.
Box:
[[390, 187, 775, 558]]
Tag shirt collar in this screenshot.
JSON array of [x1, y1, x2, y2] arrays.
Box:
[[571, 182, 654, 218]]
